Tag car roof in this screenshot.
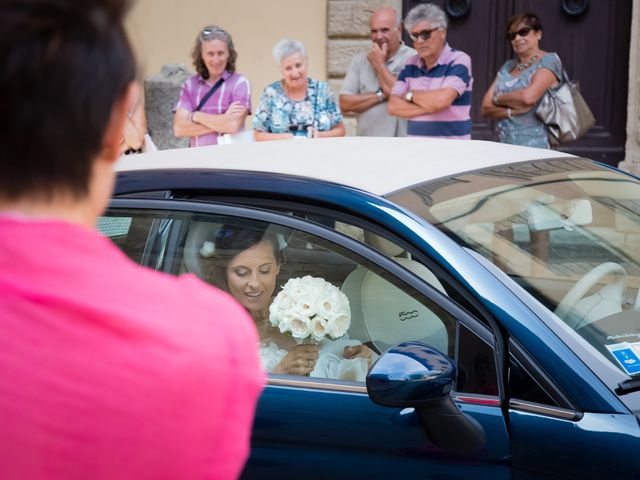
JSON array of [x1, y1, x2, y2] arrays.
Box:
[[115, 137, 574, 196]]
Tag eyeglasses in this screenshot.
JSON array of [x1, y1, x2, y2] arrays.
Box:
[[507, 26, 533, 41], [409, 27, 440, 42]]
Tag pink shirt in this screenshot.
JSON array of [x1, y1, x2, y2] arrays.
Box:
[[176, 71, 252, 147], [0, 216, 264, 480]]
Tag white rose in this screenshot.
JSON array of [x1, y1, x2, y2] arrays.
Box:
[[275, 313, 292, 333], [310, 316, 329, 342], [287, 278, 306, 300], [298, 275, 324, 290], [321, 290, 350, 319], [269, 292, 294, 327], [199, 241, 215, 258], [289, 315, 311, 339], [329, 313, 350, 338], [317, 290, 338, 316], [293, 298, 316, 318]]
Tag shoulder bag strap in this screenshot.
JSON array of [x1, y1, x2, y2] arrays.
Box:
[[561, 68, 579, 93], [195, 77, 225, 112]]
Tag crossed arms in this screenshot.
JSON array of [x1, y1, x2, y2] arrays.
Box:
[[387, 87, 459, 118], [173, 102, 248, 138]]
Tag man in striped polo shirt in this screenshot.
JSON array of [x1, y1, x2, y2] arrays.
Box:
[[388, 3, 473, 139]]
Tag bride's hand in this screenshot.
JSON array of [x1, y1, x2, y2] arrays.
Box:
[[343, 344, 374, 367], [272, 344, 320, 375]]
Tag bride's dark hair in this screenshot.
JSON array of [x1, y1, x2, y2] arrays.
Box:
[[200, 222, 281, 292]]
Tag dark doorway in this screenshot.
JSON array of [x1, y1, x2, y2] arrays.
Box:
[[402, 0, 632, 166]]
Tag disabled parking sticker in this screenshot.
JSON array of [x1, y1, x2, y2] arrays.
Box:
[[606, 343, 640, 375]]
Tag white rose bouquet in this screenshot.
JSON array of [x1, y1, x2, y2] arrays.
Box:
[[269, 275, 351, 343]]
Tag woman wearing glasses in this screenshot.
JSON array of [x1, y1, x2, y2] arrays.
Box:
[[481, 13, 562, 148], [174, 25, 251, 147], [253, 39, 344, 141]]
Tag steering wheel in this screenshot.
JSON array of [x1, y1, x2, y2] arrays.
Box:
[[554, 262, 627, 324]]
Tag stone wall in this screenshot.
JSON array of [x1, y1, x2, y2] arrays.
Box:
[[326, 0, 402, 136], [143, 64, 191, 150], [619, 0, 640, 175]]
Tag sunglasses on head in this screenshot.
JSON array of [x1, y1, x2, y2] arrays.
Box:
[[507, 26, 533, 41], [200, 28, 220, 40], [409, 27, 440, 42]]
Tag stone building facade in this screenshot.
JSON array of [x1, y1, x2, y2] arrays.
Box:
[[619, 0, 640, 175], [326, 0, 640, 173], [142, 0, 640, 174]]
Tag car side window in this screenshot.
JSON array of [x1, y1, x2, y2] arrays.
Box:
[[457, 324, 499, 395], [101, 207, 499, 393], [97, 212, 163, 266], [508, 355, 559, 407]]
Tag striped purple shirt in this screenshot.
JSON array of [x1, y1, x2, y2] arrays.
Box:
[[176, 71, 251, 147], [391, 43, 472, 139]]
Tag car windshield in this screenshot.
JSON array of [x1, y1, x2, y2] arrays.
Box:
[[389, 158, 640, 379]]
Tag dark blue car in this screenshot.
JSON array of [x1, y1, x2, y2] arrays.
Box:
[[105, 137, 640, 478]]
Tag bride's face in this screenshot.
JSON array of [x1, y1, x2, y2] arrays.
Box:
[[226, 240, 280, 318]]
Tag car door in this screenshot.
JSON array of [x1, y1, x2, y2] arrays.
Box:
[[101, 198, 513, 478], [506, 338, 640, 478]]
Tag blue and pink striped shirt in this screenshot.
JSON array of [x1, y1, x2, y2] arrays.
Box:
[[391, 43, 472, 139]]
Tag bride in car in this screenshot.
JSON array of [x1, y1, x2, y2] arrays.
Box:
[[201, 222, 374, 378]]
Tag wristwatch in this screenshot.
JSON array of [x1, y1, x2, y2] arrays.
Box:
[[376, 88, 385, 103], [404, 91, 414, 103]]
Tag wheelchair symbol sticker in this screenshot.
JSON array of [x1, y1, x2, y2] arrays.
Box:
[[607, 343, 640, 375]]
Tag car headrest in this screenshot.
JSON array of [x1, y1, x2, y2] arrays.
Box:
[[341, 259, 448, 354], [183, 221, 222, 277]]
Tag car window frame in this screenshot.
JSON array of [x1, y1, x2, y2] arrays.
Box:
[[508, 338, 578, 414], [107, 197, 506, 399], [184, 194, 513, 399], [189, 195, 494, 322]]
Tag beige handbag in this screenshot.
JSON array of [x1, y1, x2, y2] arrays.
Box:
[[535, 69, 595, 146]]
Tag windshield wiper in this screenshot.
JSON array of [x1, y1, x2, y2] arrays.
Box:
[[615, 378, 640, 395]]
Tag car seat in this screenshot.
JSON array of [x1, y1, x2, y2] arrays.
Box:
[[340, 232, 449, 354]]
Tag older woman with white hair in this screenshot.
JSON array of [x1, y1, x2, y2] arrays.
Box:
[[254, 39, 345, 141]]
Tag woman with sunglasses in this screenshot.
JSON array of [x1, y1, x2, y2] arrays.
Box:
[[253, 39, 344, 141], [481, 13, 562, 148], [174, 25, 251, 147]]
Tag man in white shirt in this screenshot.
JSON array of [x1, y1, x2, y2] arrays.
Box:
[[339, 7, 415, 137]]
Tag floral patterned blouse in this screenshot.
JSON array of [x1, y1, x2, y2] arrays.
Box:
[[494, 52, 563, 149], [253, 78, 343, 137]]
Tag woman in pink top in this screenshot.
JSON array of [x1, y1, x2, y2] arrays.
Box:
[[0, 1, 264, 479], [173, 25, 252, 147]]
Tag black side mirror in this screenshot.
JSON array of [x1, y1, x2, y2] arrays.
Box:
[[366, 341, 485, 454]]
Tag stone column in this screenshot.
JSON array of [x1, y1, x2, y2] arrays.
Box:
[[326, 0, 402, 136], [619, 1, 640, 175], [144, 64, 192, 150]]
